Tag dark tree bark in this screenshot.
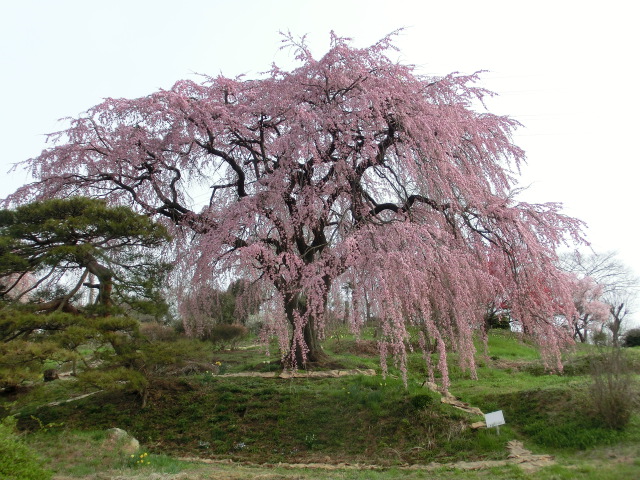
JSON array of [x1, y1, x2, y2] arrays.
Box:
[[285, 293, 329, 367]]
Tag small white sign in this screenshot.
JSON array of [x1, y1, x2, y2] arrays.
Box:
[[484, 410, 505, 428]]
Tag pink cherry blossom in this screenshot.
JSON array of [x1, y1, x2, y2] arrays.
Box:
[[5, 33, 584, 389]]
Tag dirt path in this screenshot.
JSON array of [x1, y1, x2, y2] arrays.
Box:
[[219, 368, 377, 378], [56, 443, 553, 480], [175, 440, 553, 474]]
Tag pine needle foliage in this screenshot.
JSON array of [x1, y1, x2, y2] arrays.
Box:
[[0, 197, 171, 314]]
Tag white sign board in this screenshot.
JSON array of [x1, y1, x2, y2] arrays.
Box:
[[484, 410, 505, 428]]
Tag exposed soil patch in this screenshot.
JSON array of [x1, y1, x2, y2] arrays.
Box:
[[422, 381, 484, 417], [219, 368, 377, 378], [177, 440, 554, 474], [491, 358, 537, 371]]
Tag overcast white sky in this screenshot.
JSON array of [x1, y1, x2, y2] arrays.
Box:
[[1, 1, 638, 320]]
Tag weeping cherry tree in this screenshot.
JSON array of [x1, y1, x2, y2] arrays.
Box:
[[6, 33, 584, 388]]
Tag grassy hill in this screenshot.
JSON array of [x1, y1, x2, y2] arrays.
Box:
[[2, 328, 639, 479]]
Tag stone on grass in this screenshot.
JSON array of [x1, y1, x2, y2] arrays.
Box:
[[104, 427, 140, 454]]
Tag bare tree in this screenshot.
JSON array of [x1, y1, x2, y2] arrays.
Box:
[[560, 251, 638, 346]]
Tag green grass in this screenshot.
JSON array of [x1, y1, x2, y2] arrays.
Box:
[[2, 329, 640, 478], [0, 417, 52, 480], [15, 373, 504, 465], [481, 329, 542, 361], [23, 429, 196, 478]]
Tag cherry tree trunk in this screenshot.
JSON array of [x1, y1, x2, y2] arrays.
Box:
[[285, 293, 329, 367]]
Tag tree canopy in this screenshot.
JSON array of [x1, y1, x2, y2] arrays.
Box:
[[6, 33, 584, 388], [0, 197, 171, 315]]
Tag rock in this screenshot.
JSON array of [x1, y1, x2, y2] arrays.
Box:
[[104, 427, 140, 455]]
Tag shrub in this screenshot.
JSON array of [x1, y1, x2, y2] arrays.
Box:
[[410, 394, 434, 409], [485, 313, 511, 330], [139, 321, 178, 342], [623, 328, 640, 347], [561, 355, 593, 376], [589, 348, 638, 429], [205, 324, 248, 350], [591, 330, 609, 347], [0, 417, 52, 480]]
